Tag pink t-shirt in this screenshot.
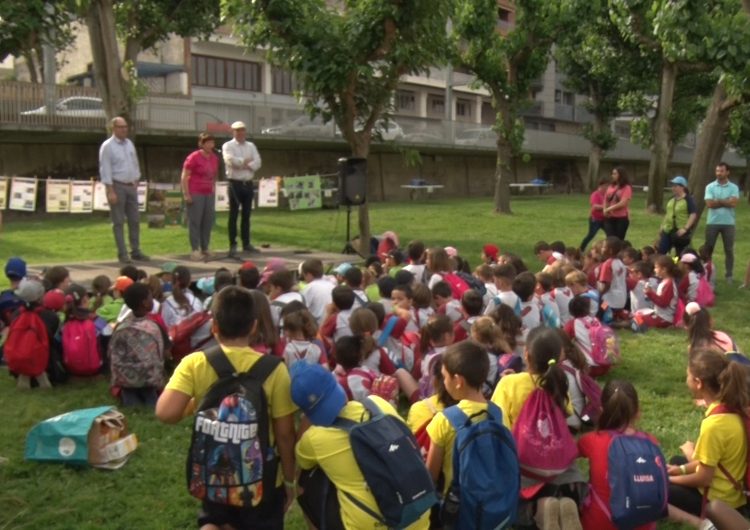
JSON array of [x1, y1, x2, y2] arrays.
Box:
[[604, 184, 632, 218], [590, 189, 605, 221], [183, 150, 219, 195]]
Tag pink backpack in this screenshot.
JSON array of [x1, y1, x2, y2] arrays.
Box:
[[62, 318, 102, 376], [695, 275, 715, 307], [585, 319, 620, 368], [442, 273, 470, 300], [561, 364, 603, 425], [512, 388, 578, 482]]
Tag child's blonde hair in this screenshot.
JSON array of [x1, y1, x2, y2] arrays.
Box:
[[471, 316, 511, 353], [565, 270, 588, 287]]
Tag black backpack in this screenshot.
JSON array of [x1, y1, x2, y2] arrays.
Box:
[[186, 345, 281, 508], [333, 398, 438, 528]]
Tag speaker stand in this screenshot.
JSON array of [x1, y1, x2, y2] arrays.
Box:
[[342, 204, 360, 256]]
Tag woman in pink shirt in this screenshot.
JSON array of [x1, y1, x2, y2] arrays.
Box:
[[181, 133, 219, 260], [603, 166, 633, 241], [580, 177, 608, 250]]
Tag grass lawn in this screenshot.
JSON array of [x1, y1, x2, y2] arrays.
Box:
[[1, 193, 749, 529]]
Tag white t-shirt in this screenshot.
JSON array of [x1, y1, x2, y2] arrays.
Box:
[[116, 299, 160, 324], [518, 299, 541, 346], [405, 306, 434, 333], [601, 258, 627, 309], [283, 339, 325, 369], [483, 289, 519, 316], [686, 271, 699, 303], [427, 272, 444, 290], [351, 289, 369, 309], [301, 278, 335, 324], [572, 316, 597, 366], [161, 291, 202, 328], [538, 292, 560, 327], [482, 283, 499, 312], [563, 359, 585, 430], [630, 278, 657, 313], [334, 309, 353, 341], [403, 263, 427, 284], [441, 299, 463, 323], [269, 291, 305, 328], [553, 287, 574, 325]]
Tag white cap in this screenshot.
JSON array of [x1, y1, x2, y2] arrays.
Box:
[[231, 121, 247, 130]]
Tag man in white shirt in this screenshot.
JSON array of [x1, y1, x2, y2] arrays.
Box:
[[222, 121, 262, 256], [99, 116, 149, 263]]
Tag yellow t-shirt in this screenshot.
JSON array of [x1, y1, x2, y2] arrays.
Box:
[[407, 395, 444, 434], [295, 397, 429, 530], [693, 402, 748, 508], [426, 399, 489, 493], [165, 345, 298, 486], [490, 371, 573, 430]]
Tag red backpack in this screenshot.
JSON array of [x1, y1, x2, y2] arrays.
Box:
[[62, 318, 101, 376], [442, 273, 470, 300], [168, 311, 212, 362], [696, 275, 715, 307], [4, 307, 49, 376]]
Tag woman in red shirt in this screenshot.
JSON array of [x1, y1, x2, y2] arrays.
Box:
[[580, 177, 609, 251], [181, 133, 219, 260], [603, 166, 633, 241]]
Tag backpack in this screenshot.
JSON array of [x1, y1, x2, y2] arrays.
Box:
[[4, 306, 50, 376], [442, 273, 470, 300], [704, 405, 750, 508], [333, 398, 438, 528], [585, 319, 620, 369], [108, 318, 165, 388], [541, 302, 560, 328], [169, 311, 212, 362], [512, 388, 578, 482], [442, 402, 519, 529], [187, 346, 281, 508], [455, 271, 487, 296], [62, 317, 101, 376], [339, 368, 399, 404], [591, 432, 669, 528], [696, 275, 715, 307], [561, 364, 602, 426]]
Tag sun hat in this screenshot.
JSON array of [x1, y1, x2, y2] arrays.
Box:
[[231, 121, 247, 130], [670, 176, 688, 188], [196, 276, 215, 295], [290, 362, 347, 426]]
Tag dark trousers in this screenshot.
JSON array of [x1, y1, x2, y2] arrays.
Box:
[[228, 180, 254, 248], [667, 456, 704, 517], [580, 218, 605, 250], [705, 224, 736, 279], [658, 230, 692, 256], [120, 387, 158, 407], [603, 217, 630, 241], [110, 181, 141, 258]]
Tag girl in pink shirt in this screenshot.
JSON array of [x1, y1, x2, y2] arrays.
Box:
[[603, 166, 633, 241]]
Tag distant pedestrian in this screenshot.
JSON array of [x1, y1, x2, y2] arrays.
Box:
[[99, 117, 149, 264], [602, 166, 632, 241], [704, 162, 739, 284], [580, 178, 608, 251], [222, 121, 261, 257], [182, 133, 219, 261]]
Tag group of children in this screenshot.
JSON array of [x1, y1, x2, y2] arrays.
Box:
[[1, 228, 747, 530]]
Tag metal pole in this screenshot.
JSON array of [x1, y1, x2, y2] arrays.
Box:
[[43, 3, 56, 117]]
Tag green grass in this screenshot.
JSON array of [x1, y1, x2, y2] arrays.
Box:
[[1, 194, 749, 529]]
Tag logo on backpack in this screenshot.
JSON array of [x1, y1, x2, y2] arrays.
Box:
[[4, 307, 49, 377], [187, 347, 281, 508]]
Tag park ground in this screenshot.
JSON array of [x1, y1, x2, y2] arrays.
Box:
[[0, 193, 748, 529]]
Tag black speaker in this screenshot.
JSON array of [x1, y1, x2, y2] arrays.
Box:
[[338, 157, 367, 206]]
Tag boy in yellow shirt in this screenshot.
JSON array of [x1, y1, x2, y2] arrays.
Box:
[[156, 285, 297, 530]]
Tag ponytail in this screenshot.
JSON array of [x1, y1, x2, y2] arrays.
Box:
[[690, 349, 750, 416], [471, 316, 511, 354], [684, 307, 715, 354], [488, 304, 521, 351], [349, 307, 379, 355], [419, 314, 453, 354], [171, 266, 193, 314], [597, 380, 639, 431], [555, 328, 587, 371], [526, 327, 568, 411]]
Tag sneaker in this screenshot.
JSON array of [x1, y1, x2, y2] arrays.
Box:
[[558, 497, 582, 530], [243, 244, 259, 253], [118, 254, 132, 264], [228, 245, 239, 258], [190, 250, 203, 261], [534, 497, 561, 530], [16, 375, 31, 390], [36, 372, 52, 389], [131, 251, 150, 261], [699, 519, 718, 530], [726, 277, 734, 285], [202, 250, 213, 260]]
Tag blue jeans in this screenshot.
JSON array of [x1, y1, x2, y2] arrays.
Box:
[[580, 218, 605, 250]]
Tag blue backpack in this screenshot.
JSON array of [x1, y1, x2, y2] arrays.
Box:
[[333, 398, 437, 529], [591, 432, 668, 528], [442, 402, 519, 530]]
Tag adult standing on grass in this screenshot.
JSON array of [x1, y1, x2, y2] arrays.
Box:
[[602, 166, 633, 241], [704, 162, 739, 284], [99, 116, 149, 264], [657, 176, 698, 256], [182, 133, 219, 261], [222, 121, 261, 257]]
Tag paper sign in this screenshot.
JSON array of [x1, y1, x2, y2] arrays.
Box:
[[137, 182, 147, 212], [46, 179, 71, 213], [215, 182, 230, 212], [94, 182, 109, 211], [9, 177, 38, 212], [0, 177, 8, 210], [283, 175, 322, 211], [258, 178, 279, 207], [70, 180, 94, 213]]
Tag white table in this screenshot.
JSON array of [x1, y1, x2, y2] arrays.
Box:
[[509, 183, 553, 195], [401, 184, 444, 200]]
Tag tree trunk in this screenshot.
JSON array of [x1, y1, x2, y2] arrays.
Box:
[[86, 0, 131, 125], [647, 61, 677, 213], [688, 81, 736, 216], [492, 98, 514, 214], [584, 113, 609, 193], [350, 133, 372, 257], [22, 51, 40, 84]]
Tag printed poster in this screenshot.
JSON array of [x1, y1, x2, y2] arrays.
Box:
[[93, 182, 109, 211], [258, 178, 279, 208], [137, 181, 148, 212], [70, 180, 94, 213], [45, 179, 71, 213], [9, 176, 38, 212], [0, 177, 8, 210], [215, 182, 230, 212], [282, 175, 322, 211]]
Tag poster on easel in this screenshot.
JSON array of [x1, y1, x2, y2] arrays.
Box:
[[215, 182, 230, 212], [283, 175, 322, 211], [70, 180, 94, 213], [258, 177, 279, 207], [137, 181, 148, 212], [93, 182, 109, 211], [9, 177, 38, 212], [0, 177, 8, 210], [45, 179, 71, 213]]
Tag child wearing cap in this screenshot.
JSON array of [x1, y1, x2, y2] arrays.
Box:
[[156, 285, 297, 529], [96, 275, 133, 323], [0, 257, 26, 327], [292, 362, 430, 530], [481, 244, 499, 265]]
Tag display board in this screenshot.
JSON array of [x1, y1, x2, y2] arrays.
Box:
[[9, 177, 38, 212], [282, 175, 322, 211], [70, 180, 94, 213], [45, 179, 71, 213]]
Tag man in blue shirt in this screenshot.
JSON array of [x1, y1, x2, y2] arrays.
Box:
[[99, 117, 149, 264], [704, 162, 739, 283]]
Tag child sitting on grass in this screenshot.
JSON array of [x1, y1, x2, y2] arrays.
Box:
[[281, 309, 327, 369]]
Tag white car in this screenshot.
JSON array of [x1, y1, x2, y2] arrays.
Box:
[[21, 96, 105, 118], [261, 115, 337, 136]]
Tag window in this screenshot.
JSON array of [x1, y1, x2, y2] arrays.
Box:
[[563, 91, 574, 106], [428, 94, 445, 116], [498, 8, 511, 22], [191, 55, 262, 92], [272, 67, 297, 95], [555, 89, 562, 103], [456, 98, 472, 118], [396, 90, 416, 112]]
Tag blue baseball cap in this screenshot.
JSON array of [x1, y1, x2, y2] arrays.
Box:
[[4, 257, 26, 280], [290, 363, 347, 426], [670, 176, 688, 188]]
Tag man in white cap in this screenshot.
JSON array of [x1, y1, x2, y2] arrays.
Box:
[[222, 121, 262, 257]]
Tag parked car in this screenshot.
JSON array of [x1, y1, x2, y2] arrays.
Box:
[[402, 132, 446, 144], [333, 118, 404, 141], [456, 128, 496, 146], [261, 115, 337, 137], [20, 96, 105, 118]]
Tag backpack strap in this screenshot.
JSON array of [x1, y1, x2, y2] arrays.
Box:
[[204, 344, 236, 378], [377, 315, 399, 348], [443, 404, 470, 432]]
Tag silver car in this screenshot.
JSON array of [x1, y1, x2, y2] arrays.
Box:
[[21, 96, 105, 117]]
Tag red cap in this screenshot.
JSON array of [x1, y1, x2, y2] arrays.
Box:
[[114, 276, 134, 293], [483, 244, 499, 261], [240, 260, 257, 271], [42, 289, 66, 311]]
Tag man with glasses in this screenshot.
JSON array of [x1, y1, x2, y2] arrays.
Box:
[[99, 116, 149, 263]]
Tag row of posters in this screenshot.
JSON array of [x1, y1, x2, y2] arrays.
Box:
[[0, 176, 322, 212]]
